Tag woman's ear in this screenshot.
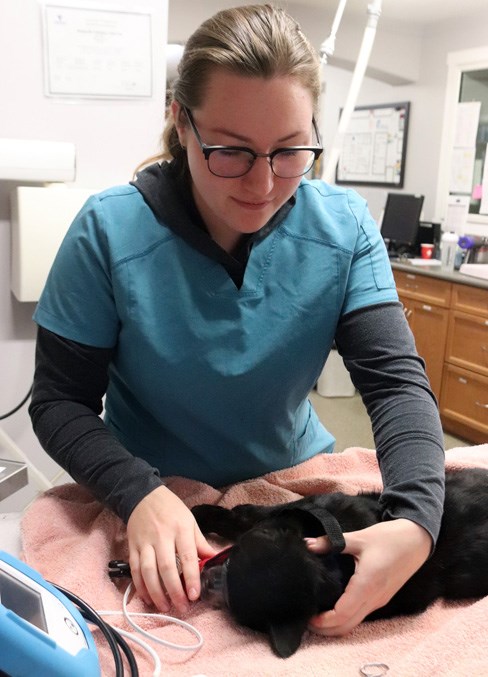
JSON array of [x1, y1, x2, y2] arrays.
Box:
[[172, 101, 188, 148]]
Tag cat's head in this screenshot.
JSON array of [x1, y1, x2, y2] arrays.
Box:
[[223, 519, 346, 657]]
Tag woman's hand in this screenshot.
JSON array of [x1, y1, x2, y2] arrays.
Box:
[[126, 485, 217, 614], [306, 519, 432, 636]]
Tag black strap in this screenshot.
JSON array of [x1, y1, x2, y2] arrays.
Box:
[[283, 505, 346, 553]]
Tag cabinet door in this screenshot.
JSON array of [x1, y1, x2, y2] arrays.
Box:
[[446, 310, 488, 377], [452, 283, 488, 318], [394, 271, 451, 307], [399, 295, 450, 399], [440, 364, 488, 443]]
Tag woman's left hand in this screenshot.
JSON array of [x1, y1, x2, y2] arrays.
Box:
[[306, 519, 432, 636]]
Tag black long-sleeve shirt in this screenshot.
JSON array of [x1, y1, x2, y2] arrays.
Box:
[[30, 299, 445, 541]]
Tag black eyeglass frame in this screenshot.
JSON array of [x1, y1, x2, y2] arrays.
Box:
[[183, 107, 323, 179]]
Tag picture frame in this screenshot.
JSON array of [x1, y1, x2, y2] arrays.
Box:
[[335, 101, 410, 188]]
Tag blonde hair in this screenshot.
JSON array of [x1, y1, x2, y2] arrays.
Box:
[[137, 4, 320, 173]]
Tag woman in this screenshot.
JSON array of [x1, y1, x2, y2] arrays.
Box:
[[30, 4, 445, 636]]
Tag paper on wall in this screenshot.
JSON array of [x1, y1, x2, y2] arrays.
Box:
[[449, 147, 476, 193], [480, 143, 488, 215], [445, 195, 470, 234], [453, 101, 481, 148]]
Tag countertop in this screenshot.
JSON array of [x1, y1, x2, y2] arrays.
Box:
[[0, 460, 28, 502], [390, 260, 488, 290]]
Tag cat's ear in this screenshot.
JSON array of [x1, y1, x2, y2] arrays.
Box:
[[268, 617, 308, 658]]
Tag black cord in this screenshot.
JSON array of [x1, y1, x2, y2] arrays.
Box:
[[0, 385, 33, 420], [110, 627, 140, 677], [52, 583, 139, 677], [53, 584, 124, 676]]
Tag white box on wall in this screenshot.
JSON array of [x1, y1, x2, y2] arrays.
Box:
[[10, 185, 98, 302], [0, 139, 76, 182]]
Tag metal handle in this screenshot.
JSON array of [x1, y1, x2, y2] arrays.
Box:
[[475, 401, 488, 409]]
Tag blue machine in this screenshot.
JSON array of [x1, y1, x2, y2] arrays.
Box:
[[0, 550, 100, 677]]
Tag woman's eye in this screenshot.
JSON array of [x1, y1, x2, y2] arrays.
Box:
[[217, 149, 244, 158]]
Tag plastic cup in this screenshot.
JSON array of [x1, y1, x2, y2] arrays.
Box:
[[420, 243, 435, 259]]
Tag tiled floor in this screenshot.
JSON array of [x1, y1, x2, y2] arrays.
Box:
[[309, 389, 469, 452]]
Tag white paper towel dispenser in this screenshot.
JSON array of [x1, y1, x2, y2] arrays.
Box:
[[0, 139, 76, 182], [10, 185, 98, 302]]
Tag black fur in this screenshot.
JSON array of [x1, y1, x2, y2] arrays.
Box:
[[192, 468, 488, 658]]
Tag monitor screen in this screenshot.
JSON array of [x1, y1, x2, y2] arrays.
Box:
[[380, 193, 424, 250]]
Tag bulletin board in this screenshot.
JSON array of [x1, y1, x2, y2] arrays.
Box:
[[336, 102, 410, 188]]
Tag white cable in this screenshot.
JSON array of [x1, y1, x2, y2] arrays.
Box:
[[122, 583, 204, 651], [113, 626, 161, 677], [96, 614, 161, 676], [98, 583, 203, 677]]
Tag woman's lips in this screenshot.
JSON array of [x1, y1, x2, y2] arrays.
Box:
[[233, 197, 271, 210]]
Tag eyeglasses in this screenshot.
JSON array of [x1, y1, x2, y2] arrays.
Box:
[[184, 107, 323, 179]]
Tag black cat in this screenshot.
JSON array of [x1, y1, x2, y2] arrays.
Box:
[[192, 468, 488, 658]]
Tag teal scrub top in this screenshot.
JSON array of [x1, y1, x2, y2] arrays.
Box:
[[33, 178, 398, 486]]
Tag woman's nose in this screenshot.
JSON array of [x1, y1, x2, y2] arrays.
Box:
[[243, 156, 275, 193]]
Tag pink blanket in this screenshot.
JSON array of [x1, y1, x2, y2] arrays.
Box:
[[21, 445, 488, 677]]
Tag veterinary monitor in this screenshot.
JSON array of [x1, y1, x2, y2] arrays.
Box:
[[0, 551, 100, 677]]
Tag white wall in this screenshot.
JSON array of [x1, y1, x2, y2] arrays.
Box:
[[290, 2, 488, 223], [0, 0, 168, 511]]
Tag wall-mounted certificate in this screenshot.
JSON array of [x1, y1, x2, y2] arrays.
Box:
[[43, 3, 153, 99]]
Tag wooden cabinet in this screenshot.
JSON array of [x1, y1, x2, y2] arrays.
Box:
[[395, 271, 450, 400], [446, 311, 488, 377], [441, 282, 488, 443], [441, 365, 488, 443], [393, 269, 488, 443], [394, 270, 452, 307]]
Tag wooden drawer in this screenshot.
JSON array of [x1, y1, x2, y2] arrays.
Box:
[[393, 271, 451, 307], [451, 283, 488, 318], [399, 295, 449, 399], [440, 364, 488, 438], [446, 310, 488, 377]]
